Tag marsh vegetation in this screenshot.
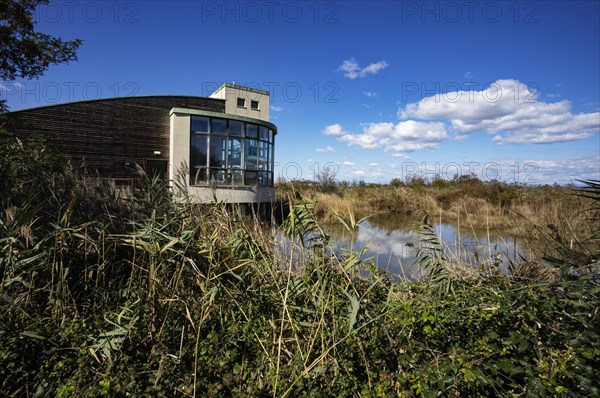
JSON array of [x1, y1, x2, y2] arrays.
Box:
[[277, 175, 594, 241], [1, 133, 599, 397]]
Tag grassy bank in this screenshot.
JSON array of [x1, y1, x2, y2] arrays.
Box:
[[1, 133, 599, 396]]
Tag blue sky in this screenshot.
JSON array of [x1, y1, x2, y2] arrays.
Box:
[[2, 0, 599, 184]]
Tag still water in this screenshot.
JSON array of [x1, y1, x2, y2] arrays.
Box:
[[322, 214, 527, 279]]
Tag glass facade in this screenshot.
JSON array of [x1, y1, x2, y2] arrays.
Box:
[[190, 115, 275, 187]]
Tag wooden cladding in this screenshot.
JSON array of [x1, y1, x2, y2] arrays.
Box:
[[7, 96, 225, 180]]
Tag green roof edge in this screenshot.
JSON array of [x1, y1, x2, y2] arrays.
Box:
[[170, 107, 277, 134]]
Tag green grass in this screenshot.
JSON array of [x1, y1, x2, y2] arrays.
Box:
[[1, 132, 599, 397]]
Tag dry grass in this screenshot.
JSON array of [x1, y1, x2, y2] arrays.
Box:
[[2, 132, 598, 397], [277, 182, 597, 243]]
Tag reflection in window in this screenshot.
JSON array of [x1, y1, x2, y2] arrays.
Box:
[[259, 126, 269, 141], [189, 116, 275, 187], [268, 143, 273, 171], [191, 134, 208, 184], [228, 137, 243, 168], [258, 141, 269, 171], [211, 118, 227, 134], [209, 136, 226, 167], [251, 100, 259, 110], [245, 171, 257, 185], [245, 139, 258, 170], [192, 167, 208, 185], [229, 169, 243, 185], [258, 171, 269, 187], [228, 120, 244, 136], [209, 168, 226, 184], [246, 124, 258, 138], [192, 116, 209, 133]]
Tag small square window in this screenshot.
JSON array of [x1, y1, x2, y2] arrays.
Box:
[[237, 98, 246, 108], [250, 100, 259, 110]]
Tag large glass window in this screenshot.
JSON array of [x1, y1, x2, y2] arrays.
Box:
[[258, 141, 269, 171], [259, 126, 269, 141], [267, 143, 273, 171], [192, 116, 209, 133], [245, 171, 257, 186], [245, 139, 258, 171], [190, 134, 208, 184], [228, 120, 244, 136], [211, 118, 227, 134], [246, 124, 258, 139], [209, 136, 226, 168], [228, 137, 243, 168], [189, 115, 275, 187]]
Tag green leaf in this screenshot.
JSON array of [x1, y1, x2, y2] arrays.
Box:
[[343, 290, 360, 333]]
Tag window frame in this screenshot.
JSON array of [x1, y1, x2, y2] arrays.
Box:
[[189, 115, 275, 188]]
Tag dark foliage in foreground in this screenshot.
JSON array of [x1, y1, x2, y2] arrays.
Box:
[[1, 133, 598, 397]]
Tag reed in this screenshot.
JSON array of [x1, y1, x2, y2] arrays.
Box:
[[278, 180, 595, 242], [1, 133, 598, 397]]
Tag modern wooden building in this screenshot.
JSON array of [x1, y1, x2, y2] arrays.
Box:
[[6, 83, 277, 204]]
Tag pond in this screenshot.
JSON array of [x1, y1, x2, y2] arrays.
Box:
[[299, 214, 530, 280]]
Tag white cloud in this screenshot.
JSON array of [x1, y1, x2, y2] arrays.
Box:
[[334, 165, 394, 183], [392, 153, 411, 159], [338, 58, 389, 79], [338, 59, 361, 79], [363, 91, 377, 97], [586, 102, 599, 111], [399, 79, 600, 144], [341, 161, 356, 166], [323, 121, 447, 156], [315, 146, 335, 153], [369, 162, 378, 166], [323, 123, 346, 136], [522, 156, 600, 184], [270, 105, 283, 112], [464, 157, 600, 185]]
